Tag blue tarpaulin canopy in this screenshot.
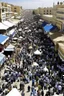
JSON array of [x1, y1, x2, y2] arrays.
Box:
[[42, 21, 48, 27], [0, 53, 6, 65], [0, 34, 9, 45], [43, 24, 56, 33]]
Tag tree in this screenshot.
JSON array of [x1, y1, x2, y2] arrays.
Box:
[[32, 10, 35, 15], [60, 2, 63, 5]]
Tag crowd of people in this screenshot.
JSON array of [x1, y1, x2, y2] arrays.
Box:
[[0, 15, 64, 96]]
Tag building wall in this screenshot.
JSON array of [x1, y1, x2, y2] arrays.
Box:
[[0, 2, 22, 21], [33, 2, 64, 30], [33, 7, 53, 16], [0, 2, 12, 21], [11, 4, 22, 17], [33, 7, 54, 25], [53, 2, 64, 30], [36, 7, 53, 16], [42, 7, 53, 15]]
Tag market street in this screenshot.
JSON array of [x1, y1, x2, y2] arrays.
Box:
[[0, 10, 64, 96]]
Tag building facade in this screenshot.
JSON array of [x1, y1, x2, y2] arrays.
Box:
[[11, 4, 22, 18], [34, 7, 53, 16], [0, 2, 12, 21], [34, 2, 64, 31], [42, 7, 53, 15], [0, 2, 22, 21], [53, 2, 64, 30]]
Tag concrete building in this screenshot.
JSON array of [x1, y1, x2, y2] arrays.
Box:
[[33, 7, 54, 24], [11, 4, 22, 19], [0, 2, 12, 21], [34, 2, 64, 30], [42, 7, 53, 15], [53, 2, 64, 30], [34, 7, 53, 16], [0, 2, 22, 21]]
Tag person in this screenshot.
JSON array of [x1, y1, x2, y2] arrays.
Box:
[[37, 90, 41, 96], [28, 85, 30, 92], [32, 79, 35, 86], [21, 90, 25, 96], [30, 92, 33, 96], [41, 90, 44, 96], [31, 86, 34, 92], [57, 84, 62, 94], [45, 90, 50, 96], [20, 83, 23, 90], [33, 89, 37, 96]]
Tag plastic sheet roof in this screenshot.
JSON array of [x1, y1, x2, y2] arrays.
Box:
[[42, 21, 48, 27], [2, 21, 14, 27], [8, 29, 15, 36], [43, 24, 53, 33], [0, 23, 9, 30], [4, 44, 15, 51], [6, 88, 21, 96], [0, 34, 9, 45], [0, 53, 5, 65]]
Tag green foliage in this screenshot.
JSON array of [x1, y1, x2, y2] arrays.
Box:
[[32, 10, 35, 15], [38, 85, 42, 90]]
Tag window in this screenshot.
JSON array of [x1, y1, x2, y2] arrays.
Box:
[[14, 7, 16, 10], [47, 10, 48, 12], [2, 9, 4, 12], [57, 17, 64, 20], [14, 10, 16, 12], [50, 10, 51, 12], [57, 11, 64, 14], [2, 3, 3, 6], [44, 10, 45, 12], [14, 7, 17, 12]]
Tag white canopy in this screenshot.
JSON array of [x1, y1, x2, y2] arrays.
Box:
[[4, 44, 15, 51], [8, 29, 15, 36], [34, 50, 41, 55], [27, 29, 31, 32], [18, 28, 22, 31], [19, 36, 23, 39], [28, 46, 33, 49], [32, 62, 39, 67], [0, 53, 6, 65], [2, 21, 14, 27], [39, 19, 44, 22], [0, 23, 9, 30], [6, 88, 21, 96], [13, 37, 18, 40], [43, 66, 48, 72], [7, 44, 15, 49], [24, 27, 28, 30], [20, 18, 24, 22], [9, 19, 20, 25]]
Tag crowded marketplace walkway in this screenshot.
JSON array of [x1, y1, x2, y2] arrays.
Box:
[[0, 11, 64, 96]]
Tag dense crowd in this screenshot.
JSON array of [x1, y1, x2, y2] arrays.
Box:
[[0, 15, 64, 96]]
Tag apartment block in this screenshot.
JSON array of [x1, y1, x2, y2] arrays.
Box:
[[0, 2, 12, 21], [34, 7, 53, 16], [11, 4, 22, 18], [53, 2, 64, 30], [0, 2, 22, 21]]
